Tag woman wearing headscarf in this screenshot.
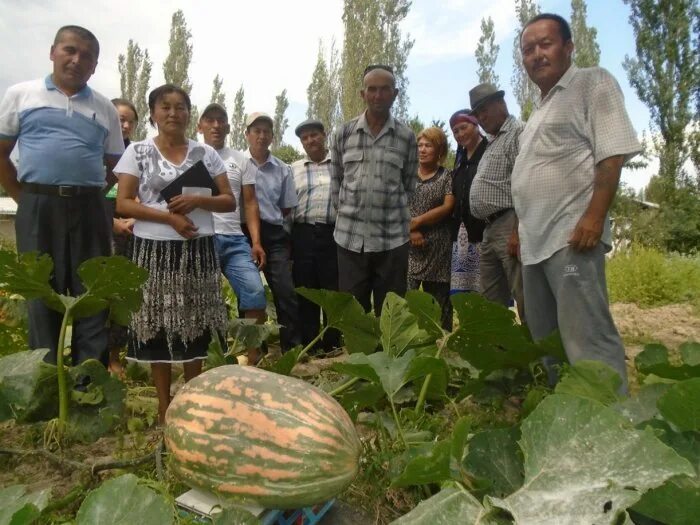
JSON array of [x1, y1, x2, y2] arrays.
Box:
[[449, 109, 488, 296]]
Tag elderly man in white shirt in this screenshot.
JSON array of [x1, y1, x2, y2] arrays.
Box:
[[511, 13, 641, 391]]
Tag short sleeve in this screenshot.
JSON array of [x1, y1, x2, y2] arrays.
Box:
[[103, 102, 125, 157], [0, 87, 20, 140], [279, 164, 299, 208], [205, 146, 227, 178], [240, 158, 257, 185], [442, 170, 453, 195], [113, 143, 140, 177], [588, 69, 641, 164]]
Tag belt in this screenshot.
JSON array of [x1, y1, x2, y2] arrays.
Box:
[[21, 183, 102, 198], [484, 208, 513, 225]]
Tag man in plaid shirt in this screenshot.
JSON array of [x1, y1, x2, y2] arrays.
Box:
[[330, 65, 418, 315]]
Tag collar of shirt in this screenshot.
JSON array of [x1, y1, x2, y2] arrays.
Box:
[[44, 74, 91, 99], [495, 115, 519, 137], [356, 111, 396, 140], [303, 153, 331, 166], [244, 148, 281, 169], [537, 64, 579, 107]]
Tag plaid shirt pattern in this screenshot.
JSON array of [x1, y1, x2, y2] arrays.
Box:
[[291, 154, 335, 225], [469, 115, 524, 219], [330, 113, 418, 253]]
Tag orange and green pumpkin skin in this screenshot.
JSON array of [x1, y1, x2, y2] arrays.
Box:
[[164, 365, 361, 509]]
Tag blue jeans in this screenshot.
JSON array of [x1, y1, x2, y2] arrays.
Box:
[[214, 234, 266, 311]]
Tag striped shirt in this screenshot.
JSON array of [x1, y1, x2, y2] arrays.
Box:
[[330, 112, 418, 253], [291, 154, 335, 225], [469, 115, 524, 219], [512, 65, 641, 265]]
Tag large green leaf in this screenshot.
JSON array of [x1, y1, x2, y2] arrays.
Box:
[[464, 428, 523, 498], [212, 506, 261, 524], [0, 485, 50, 525], [76, 474, 173, 525], [0, 250, 62, 312], [491, 394, 693, 525], [632, 475, 700, 525], [635, 343, 700, 380], [390, 440, 452, 488], [296, 288, 380, 353], [555, 360, 622, 405], [229, 318, 276, 351], [380, 293, 433, 356], [67, 359, 126, 442], [614, 383, 670, 426], [390, 486, 507, 525], [0, 349, 57, 422], [71, 256, 148, 323], [447, 294, 564, 375], [405, 289, 445, 338], [680, 342, 700, 366], [657, 378, 700, 431]]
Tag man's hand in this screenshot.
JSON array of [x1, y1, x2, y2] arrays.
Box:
[[507, 229, 520, 258], [167, 194, 201, 215], [112, 218, 135, 236], [569, 212, 605, 251], [251, 242, 266, 270], [410, 230, 425, 248], [168, 213, 198, 239]]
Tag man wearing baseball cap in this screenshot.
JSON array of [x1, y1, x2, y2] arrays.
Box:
[[468, 83, 526, 322], [241, 112, 300, 353], [198, 103, 267, 365], [290, 119, 341, 353]]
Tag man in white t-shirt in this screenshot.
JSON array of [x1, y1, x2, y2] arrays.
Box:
[[198, 103, 267, 364]]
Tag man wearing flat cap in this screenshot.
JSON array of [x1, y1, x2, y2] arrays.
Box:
[[241, 112, 300, 354], [468, 83, 526, 322], [290, 119, 340, 353]]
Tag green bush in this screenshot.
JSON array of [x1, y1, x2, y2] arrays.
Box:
[[606, 245, 700, 307]]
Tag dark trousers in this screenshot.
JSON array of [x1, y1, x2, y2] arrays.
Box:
[[407, 278, 452, 331], [337, 242, 409, 316], [259, 221, 300, 352], [291, 223, 341, 350], [15, 191, 111, 365]]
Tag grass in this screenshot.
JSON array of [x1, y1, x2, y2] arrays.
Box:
[[606, 245, 700, 308]]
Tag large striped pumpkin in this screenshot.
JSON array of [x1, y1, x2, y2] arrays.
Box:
[[164, 365, 362, 509]]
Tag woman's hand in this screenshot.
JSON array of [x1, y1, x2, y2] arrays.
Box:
[[167, 194, 201, 215], [112, 218, 135, 236], [168, 213, 198, 239], [410, 230, 426, 248]]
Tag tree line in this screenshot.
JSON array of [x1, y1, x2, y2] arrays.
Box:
[[115, 1, 699, 250]]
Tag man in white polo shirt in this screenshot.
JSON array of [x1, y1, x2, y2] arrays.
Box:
[[512, 13, 641, 391], [0, 25, 124, 366]]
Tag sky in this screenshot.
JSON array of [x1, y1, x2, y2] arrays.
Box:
[[0, 0, 663, 189]]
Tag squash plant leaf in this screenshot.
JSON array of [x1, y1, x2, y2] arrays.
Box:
[[680, 342, 700, 366], [555, 360, 622, 406], [405, 289, 444, 338], [0, 250, 62, 312], [71, 256, 148, 324], [614, 383, 670, 426], [67, 359, 126, 442], [635, 343, 700, 380], [464, 427, 523, 498], [296, 288, 380, 353], [390, 440, 451, 488], [632, 475, 700, 525], [266, 345, 303, 376], [657, 378, 700, 432], [0, 485, 50, 525], [380, 293, 433, 356], [0, 349, 57, 423], [76, 474, 173, 525], [491, 394, 694, 525], [212, 506, 261, 525], [390, 485, 508, 525]]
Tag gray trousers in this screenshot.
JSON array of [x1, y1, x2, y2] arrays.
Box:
[[480, 210, 525, 322], [522, 244, 628, 392], [15, 191, 111, 365]]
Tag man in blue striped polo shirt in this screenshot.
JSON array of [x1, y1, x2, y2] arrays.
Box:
[[0, 25, 124, 366]]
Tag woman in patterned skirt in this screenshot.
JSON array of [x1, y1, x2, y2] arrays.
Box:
[[408, 127, 455, 330], [115, 84, 235, 423], [449, 110, 487, 297]]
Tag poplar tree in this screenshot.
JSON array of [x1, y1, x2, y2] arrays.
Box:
[[623, 0, 699, 192], [475, 16, 500, 86], [511, 0, 540, 121], [306, 40, 341, 133], [210, 74, 225, 106], [117, 40, 151, 140], [272, 89, 289, 149], [230, 86, 247, 150], [162, 10, 198, 139], [570, 0, 601, 67], [340, 0, 414, 121]]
